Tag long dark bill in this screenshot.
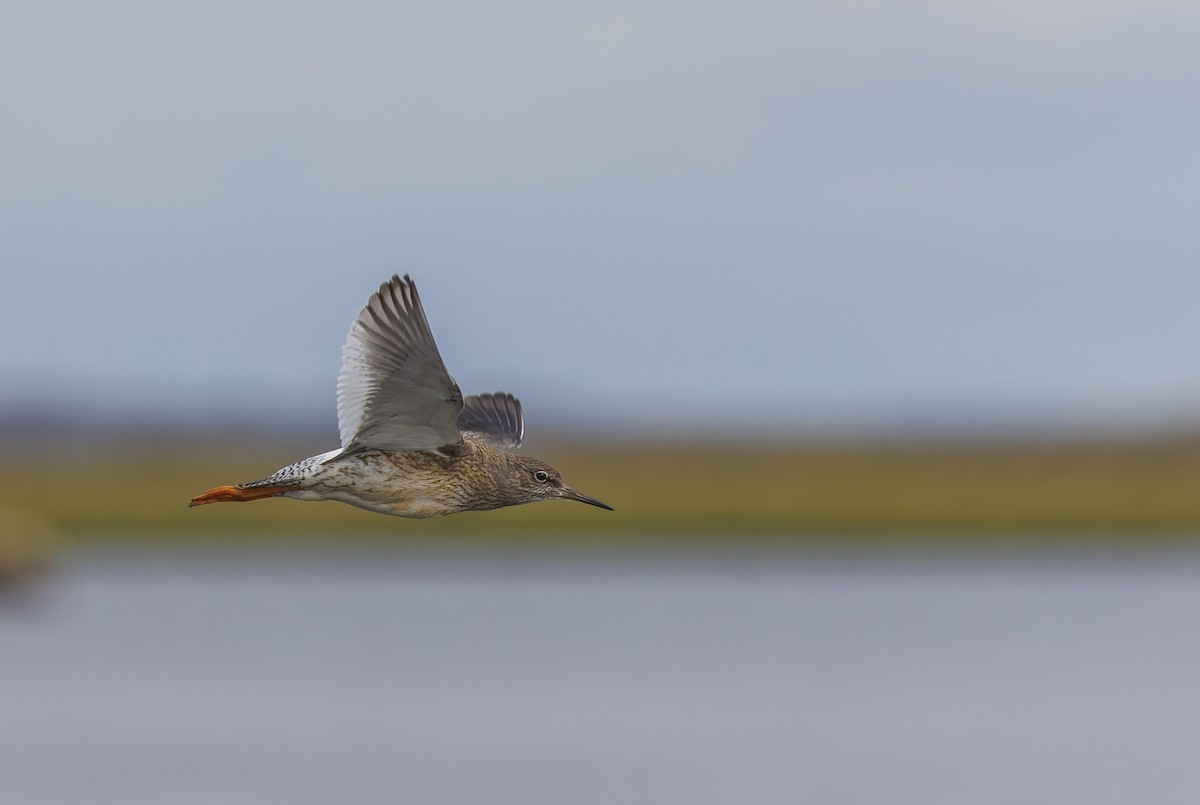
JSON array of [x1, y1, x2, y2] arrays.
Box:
[[561, 486, 614, 511]]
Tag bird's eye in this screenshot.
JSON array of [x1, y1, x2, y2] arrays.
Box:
[[533, 470, 550, 482]]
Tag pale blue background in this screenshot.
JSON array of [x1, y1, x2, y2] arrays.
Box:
[[3, 0, 1199, 435]]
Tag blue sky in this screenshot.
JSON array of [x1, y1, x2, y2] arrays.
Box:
[[3, 0, 1200, 435]]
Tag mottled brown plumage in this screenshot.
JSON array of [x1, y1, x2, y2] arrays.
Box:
[[190, 275, 611, 518]]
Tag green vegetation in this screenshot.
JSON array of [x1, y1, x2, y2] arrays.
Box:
[[4, 435, 1200, 548]]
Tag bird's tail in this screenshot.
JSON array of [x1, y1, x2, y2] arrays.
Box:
[[188, 484, 297, 507]]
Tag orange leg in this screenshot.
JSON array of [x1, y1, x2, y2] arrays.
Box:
[[188, 484, 298, 507]]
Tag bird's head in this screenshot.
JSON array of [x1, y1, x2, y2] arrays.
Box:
[[506, 455, 613, 511]]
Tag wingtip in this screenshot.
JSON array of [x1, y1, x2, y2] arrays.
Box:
[[385, 273, 414, 290]]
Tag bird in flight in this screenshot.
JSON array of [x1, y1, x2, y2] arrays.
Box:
[[190, 275, 612, 517]]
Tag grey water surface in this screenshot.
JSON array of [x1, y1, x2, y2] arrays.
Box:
[[3, 544, 1199, 805]]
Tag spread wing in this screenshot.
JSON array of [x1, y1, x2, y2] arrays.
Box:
[[336, 275, 464, 453], [458, 392, 524, 450]]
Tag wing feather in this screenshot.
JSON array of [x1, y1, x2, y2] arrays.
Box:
[[458, 392, 524, 450], [336, 275, 464, 452]]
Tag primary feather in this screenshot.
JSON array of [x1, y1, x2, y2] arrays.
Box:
[[458, 392, 525, 449], [336, 275, 464, 453]]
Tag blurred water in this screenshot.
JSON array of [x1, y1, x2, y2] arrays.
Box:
[[3, 545, 1200, 805]]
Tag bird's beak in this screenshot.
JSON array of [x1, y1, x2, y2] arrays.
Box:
[[560, 486, 614, 511]]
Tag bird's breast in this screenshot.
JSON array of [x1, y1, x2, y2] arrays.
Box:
[[296, 449, 479, 518]]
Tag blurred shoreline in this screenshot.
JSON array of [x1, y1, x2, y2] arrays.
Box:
[[5, 425, 1200, 548]]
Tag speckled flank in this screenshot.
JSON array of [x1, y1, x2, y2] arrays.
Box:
[[241, 449, 343, 489], [231, 441, 536, 518]]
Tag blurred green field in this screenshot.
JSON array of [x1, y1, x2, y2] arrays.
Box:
[[4, 434, 1200, 549]]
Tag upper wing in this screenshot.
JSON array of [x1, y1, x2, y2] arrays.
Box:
[[336, 275, 464, 453], [458, 392, 524, 450]]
